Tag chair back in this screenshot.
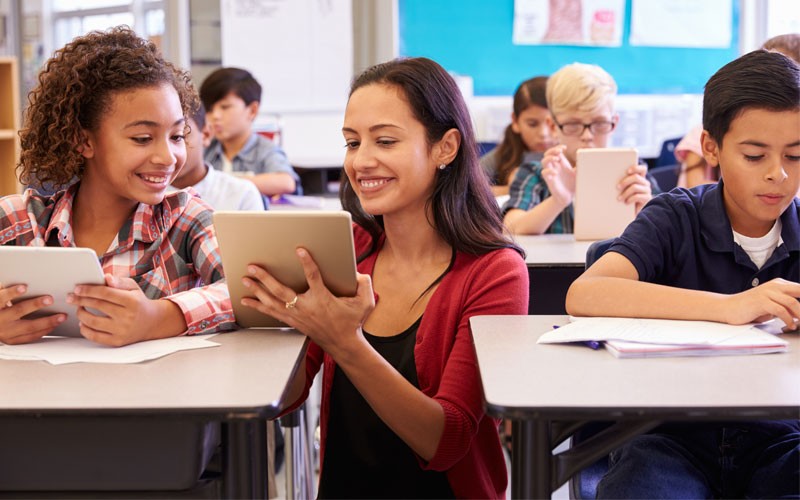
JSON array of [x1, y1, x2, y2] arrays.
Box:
[[648, 164, 680, 192], [656, 136, 682, 167], [585, 238, 616, 269]]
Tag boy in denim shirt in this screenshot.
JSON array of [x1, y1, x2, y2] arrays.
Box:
[[201, 67, 299, 196]]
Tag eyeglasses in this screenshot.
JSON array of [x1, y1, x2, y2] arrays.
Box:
[[552, 117, 616, 136]]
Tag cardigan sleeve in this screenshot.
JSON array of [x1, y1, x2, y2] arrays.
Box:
[[424, 248, 529, 471]]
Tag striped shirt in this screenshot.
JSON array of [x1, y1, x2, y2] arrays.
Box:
[[0, 184, 236, 335], [502, 160, 574, 234]]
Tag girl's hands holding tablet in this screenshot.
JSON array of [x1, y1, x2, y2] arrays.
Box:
[[0, 283, 66, 344], [68, 274, 187, 347], [241, 248, 376, 357]]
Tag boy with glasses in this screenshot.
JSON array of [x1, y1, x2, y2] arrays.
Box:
[[503, 63, 655, 234]]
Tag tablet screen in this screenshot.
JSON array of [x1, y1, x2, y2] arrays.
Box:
[[214, 210, 358, 328], [0, 246, 105, 337], [574, 148, 638, 241]]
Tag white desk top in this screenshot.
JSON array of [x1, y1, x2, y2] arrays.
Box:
[[0, 329, 308, 415], [471, 315, 800, 419], [515, 234, 596, 267]]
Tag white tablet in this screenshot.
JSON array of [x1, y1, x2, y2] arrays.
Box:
[[574, 148, 638, 241], [213, 210, 358, 328], [0, 246, 105, 337]]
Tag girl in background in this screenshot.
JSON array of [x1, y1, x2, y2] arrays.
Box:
[[480, 76, 556, 195]]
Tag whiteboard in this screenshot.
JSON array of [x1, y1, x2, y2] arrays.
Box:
[[220, 0, 353, 114]]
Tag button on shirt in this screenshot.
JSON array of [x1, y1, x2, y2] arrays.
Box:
[[204, 133, 299, 182], [0, 184, 236, 335]]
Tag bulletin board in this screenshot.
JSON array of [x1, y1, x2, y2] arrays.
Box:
[[398, 0, 739, 96]]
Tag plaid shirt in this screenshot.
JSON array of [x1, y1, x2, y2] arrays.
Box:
[[503, 160, 574, 234], [0, 184, 236, 335]]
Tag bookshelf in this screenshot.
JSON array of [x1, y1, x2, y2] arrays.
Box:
[[0, 57, 20, 196]]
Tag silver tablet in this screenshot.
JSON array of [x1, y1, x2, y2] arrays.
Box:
[[213, 210, 358, 328], [0, 246, 105, 337], [574, 148, 638, 241]]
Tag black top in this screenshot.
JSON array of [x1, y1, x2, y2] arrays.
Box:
[[317, 316, 454, 499]]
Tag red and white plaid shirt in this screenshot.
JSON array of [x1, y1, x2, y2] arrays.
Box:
[[0, 184, 236, 335]]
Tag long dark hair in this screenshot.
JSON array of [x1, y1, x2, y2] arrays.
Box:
[[493, 76, 548, 185], [340, 57, 523, 261]]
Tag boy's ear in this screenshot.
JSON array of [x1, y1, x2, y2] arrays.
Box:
[[434, 128, 461, 167], [546, 115, 558, 135], [700, 130, 720, 167], [76, 129, 94, 159], [201, 124, 213, 148], [246, 101, 260, 122]]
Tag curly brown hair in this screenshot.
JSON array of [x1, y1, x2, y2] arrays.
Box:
[[18, 25, 198, 188]]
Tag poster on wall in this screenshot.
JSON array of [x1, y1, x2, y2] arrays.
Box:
[[630, 0, 732, 48], [512, 0, 625, 47]]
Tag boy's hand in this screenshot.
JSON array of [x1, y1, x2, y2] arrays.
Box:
[[725, 278, 800, 331], [617, 164, 653, 214], [0, 283, 66, 344], [541, 145, 576, 207], [68, 274, 186, 347]]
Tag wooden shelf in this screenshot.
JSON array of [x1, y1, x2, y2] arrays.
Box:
[[0, 57, 21, 196]]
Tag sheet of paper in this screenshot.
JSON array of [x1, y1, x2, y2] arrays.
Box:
[[0, 335, 220, 365], [605, 338, 788, 358], [538, 317, 765, 346]]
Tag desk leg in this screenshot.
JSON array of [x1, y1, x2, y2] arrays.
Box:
[[512, 419, 551, 499], [223, 419, 268, 499]]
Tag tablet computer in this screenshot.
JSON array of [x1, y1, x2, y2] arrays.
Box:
[[213, 210, 358, 328], [574, 148, 638, 241], [0, 246, 105, 337]]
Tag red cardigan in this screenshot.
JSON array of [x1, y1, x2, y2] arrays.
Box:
[[296, 225, 529, 499]]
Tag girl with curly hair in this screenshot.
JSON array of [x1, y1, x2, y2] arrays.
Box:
[[0, 26, 235, 345]]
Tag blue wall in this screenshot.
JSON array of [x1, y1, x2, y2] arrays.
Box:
[[399, 0, 739, 95]]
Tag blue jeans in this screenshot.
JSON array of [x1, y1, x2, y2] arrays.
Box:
[[596, 421, 800, 499]]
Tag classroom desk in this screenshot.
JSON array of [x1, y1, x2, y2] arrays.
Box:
[[515, 235, 595, 314], [470, 315, 800, 499], [292, 160, 343, 195], [0, 329, 308, 499]]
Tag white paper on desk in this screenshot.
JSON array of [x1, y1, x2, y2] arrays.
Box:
[[0, 335, 220, 365], [538, 317, 762, 346], [604, 337, 788, 358]]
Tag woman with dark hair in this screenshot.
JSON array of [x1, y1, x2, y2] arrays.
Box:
[[242, 57, 529, 498]]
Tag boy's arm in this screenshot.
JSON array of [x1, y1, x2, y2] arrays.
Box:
[[502, 160, 568, 235], [566, 252, 800, 329], [249, 172, 297, 196], [504, 197, 569, 234]]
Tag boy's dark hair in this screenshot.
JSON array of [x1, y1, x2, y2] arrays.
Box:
[[493, 76, 549, 185], [19, 25, 198, 188], [340, 57, 523, 262], [199, 67, 262, 110], [192, 103, 206, 131], [703, 49, 799, 146]]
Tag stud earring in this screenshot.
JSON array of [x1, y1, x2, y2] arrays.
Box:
[[438, 163, 447, 170]]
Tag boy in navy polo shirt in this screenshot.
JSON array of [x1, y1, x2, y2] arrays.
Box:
[[566, 49, 799, 498]]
